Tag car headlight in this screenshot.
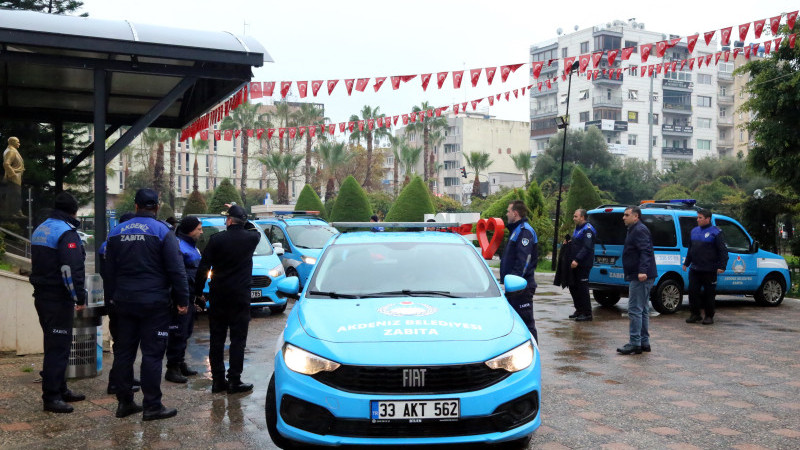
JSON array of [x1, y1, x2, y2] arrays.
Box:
[[485, 341, 534, 373], [269, 264, 284, 278], [301, 255, 317, 265], [283, 343, 340, 375]]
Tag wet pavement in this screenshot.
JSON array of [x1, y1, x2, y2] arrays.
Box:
[[2, 274, 800, 449]]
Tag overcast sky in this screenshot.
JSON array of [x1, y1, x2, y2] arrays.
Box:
[[78, 0, 798, 128]]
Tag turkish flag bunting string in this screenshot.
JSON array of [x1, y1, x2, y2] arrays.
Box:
[[436, 71, 448, 89], [355, 78, 369, 92], [739, 23, 751, 41], [311, 80, 323, 96], [297, 81, 308, 98], [532, 61, 544, 79], [704, 30, 716, 46], [420, 73, 432, 91], [592, 51, 603, 68], [280, 81, 291, 98], [345, 79, 355, 95], [720, 26, 733, 46], [500, 63, 523, 82], [621, 47, 634, 61], [452, 70, 464, 88], [485, 67, 497, 84], [373, 77, 386, 92], [470, 68, 482, 87]]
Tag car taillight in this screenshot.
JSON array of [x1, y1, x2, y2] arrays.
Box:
[[605, 208, 613, 212]]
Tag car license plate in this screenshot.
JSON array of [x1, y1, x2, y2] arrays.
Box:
[[595, 255, 616, 265], [370, 399, 459, 421], [250, 290, 262, 299]]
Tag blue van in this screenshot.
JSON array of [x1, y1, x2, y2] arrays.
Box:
[[587, 201, 791, 314], [256, 213, 338, 287], [195, 216, 288, 314]]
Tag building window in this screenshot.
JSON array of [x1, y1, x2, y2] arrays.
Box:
[[213, 139, 218, 152], [580, 41, 589, 53], [177, 152, 182, 171], [186, 176, 190, 193], [624, 40, 638, 52], [507, 148, 511, 154], [740, 130, 744, 140], [628, 134, 637, 145], [720, 108, 727, 117], [720, 130, 727, 139], [233, 157, 237, 175], [697, 139, 711, 150], [562, 47, 568, 58], [206, 177, 210, 190], [698, 74, 712, 84], [537, 140, 547, 150], [119, 172, 123, 190], [628, 111, 639, 123], [698, 96, 712, 107], [579, 89, 589, 100], [652, 136, 658, 147], [497, 148, 502, 154], [651, 113, 659, 125], [185, 153, 190, 172], [579, 111, 589, 122], [178, 176, 182, 191], [697, 118, 712, 128], [628, 89, 638, 100]]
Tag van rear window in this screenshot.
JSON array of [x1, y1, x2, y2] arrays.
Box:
[[588, 213, 677, 248]]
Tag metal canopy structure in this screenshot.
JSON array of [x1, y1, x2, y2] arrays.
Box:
[[0, 9, 270, 251]]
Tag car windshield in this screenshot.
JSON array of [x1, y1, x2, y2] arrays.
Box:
[[197, 224, 274, 256], [306, 242, 501, 298], [286, 224, 339, 249]]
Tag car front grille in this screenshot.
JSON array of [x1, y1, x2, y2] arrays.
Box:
[[252, 276, 272, 288], [311, 363, 511, 394]]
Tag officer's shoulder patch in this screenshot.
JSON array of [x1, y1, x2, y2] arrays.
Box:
[[521, 238, 530, 246], [586, 232, 593, 239]]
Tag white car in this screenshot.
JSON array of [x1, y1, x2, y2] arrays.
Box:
[[76, 230, 91, 246]]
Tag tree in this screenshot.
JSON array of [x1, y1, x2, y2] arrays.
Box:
[[404, 102, 448, 185], [738, 27, 800, 195], [655, 184, 691, 200], [398, 142, 423, 186], [220, 101, 269, 203], [142, 128, 174, 200], [563, 167, 603, 238], [366, 191, 394, 219], [0, 0, 87, 15], [207, 178, 243, 215], [533, 127, 612, 183], [183, 191, 207, 216], [260, 152, 303, 204], [317, 141, 352, 201], [463, 151, 493, 198], [385, 176, 435, 222], [388, 135, 404, 196], [349, 105, 390, 190], [511, 151, 533, 185], [330, 175, 373, 223], [293, 103, 327, 186], [294, 184, 326, 219]]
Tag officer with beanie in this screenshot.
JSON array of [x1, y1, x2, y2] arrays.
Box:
[[105, 188, 189, 421], [30, 191, 87, 413], [196, 204, 260, 394], [165, 216, 203, 383]]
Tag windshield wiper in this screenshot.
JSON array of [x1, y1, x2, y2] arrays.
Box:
[[307, 290, 361, 299], [362, 290, 459, 298]]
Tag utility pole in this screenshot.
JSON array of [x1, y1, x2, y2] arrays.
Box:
[[648, 72, 654, 174]]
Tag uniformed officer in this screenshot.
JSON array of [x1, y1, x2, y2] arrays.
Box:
[[683, 208, 728, 325], [105, 188, 189, 421], [568, 209, 596, 321], [195, 204, 260, 394], [29, 192, 86, 413], [500, 200, 539, 342], [165, 216, 203, 383]]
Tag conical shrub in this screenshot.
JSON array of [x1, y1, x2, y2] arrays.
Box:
[[295, 184, 327, 220], [385, 176, 435, 222], [330, 175, 373, 222]]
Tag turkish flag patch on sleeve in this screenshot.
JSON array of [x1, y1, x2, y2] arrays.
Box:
[[68, 243, 77, 249]]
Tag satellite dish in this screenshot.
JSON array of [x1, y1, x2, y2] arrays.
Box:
[[754, 189, 764, 199], [574, 25, 579, 31], [557, 27, 563, 35]]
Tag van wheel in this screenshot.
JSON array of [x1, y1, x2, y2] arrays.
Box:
[[754, 275, 785, 306], [593, 290, 621, 306], [266, 375, 301, 449], [651, 278, 682, 314], [270, 303, 287, 314]]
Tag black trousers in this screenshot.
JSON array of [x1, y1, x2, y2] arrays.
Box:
[[166, 305, 195, 367], [208, 299, 250, 383], [569, 267, 592, 316], [34, 298, 74, 402], [109, 302, 170, 410], [688, 270, 718, 318], [505, 285, 538, 342]]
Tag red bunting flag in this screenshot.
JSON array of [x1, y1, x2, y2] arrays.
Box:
[[713, 52, 720, 65], [770, 15, 781, 35], [453, 104, 460, 115], [263, 81, 275, 96], [297, 81, 308, 98], [452, 70, 464, 88], [408, 112, 416, 123], [680, 59, 687, 70], [393, 115, 399, 125], [427, 109, 433, 118], [593, 70, 599, 80], [345, 79, 355, 95], [592, 51, 604, 68], [687, 34, 699, 53], [308, 127, 315, 138], [641, 66, 647, 77], [789, 11, 799, 30], [656, 41, 667, 58], [532, 61, 544, 79], [435, 108, 443, 117], [537, 82, 542, 91], [355, 78, 369, 92], [504, 92, 510, 101], [390, 76, 402, 90], [774, 36, 783, 48], [764, 41, 772, 54], [470, 68, 482, 87], [578, 54, 590, 73], [563, 56, 576, 75], [267, 129, 275, 140], [373, 77, 386, 92], [358, 120, 364, 131], [278, 128, 285, 140], [367, 119, 374, 130], [744, 46, 751, 59], [655, 63, 662, 74], [436, 71, 448, 89], [471, 99, 480, 110], [249, 82, 262, 99], [724, 51, 730, 62], [288, 128, 296, 139], [488, 95, 495, 105], [377, 117, 384, 127], [200, 130, 209, 140], [500, 63, 523, 82], [705, 54, 712, 66], [546, 79, 551, 89], [385, 119, 392, 129], [311, 80, 323, 96], [327, 79, 339, 95], [402, 114, 409, 125], [256, 129, 264, 139], [522, 87, 527, 96], [297, 127, 305, 138], [420, 73, 432, 91], [339, 122, 345, 133], [733, 48, 741, 59], [461, 101, 468, 111], [616, 68, 623, 79], [640, 43, 653, 62], [512, 89, 518, 98], [244, 129, 251, 138], [485, 67, 497, 84], [720, 26, 732, 46], [790, 34, 797, 49], [586, 70, 592, 80], [648, 65, 654, 77], [704, 31, 715, 46], [607, 49, 618, 66], [496, 93, 501, 100], [223, 130, 232, 141], [739, 22, 751, 41], [280, 81, 291, 98], [668, 38, 681, 48], [329, 124, 336, 135], [696, 56, 703, 68], [621, 47, 634, 61], [671, 61, 677, 72]]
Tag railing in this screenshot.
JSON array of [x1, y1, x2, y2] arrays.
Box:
[[718, 94, 734, 104], [662, 147, 694, 158], [789, 262, 800, 298], [717, 138, 734, 147], [662, 124, 694, 134], [530, 105, 559, 118], [663, 103, 692, 112], [0, 226, 32, 259], [718, 71, 733, 81], [718, 116, 734, 126], [592, 96, 623, 107]]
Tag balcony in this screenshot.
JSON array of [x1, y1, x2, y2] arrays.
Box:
[[592, 96, 623, 108], [663, 103, 693, 115], [717, 116, 733, 126], [718, 94, 734, 105], [717, 138, 733, 147], [718, 71, 733, 82], [662, 124, 694, 135], [662, 147, 694, 159], [594, 71, 624, 85], [662, 79, 694, 92], [530, 104, 559, 118], [530, 82, 558, 97]]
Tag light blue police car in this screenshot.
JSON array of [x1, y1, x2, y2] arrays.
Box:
[[266, 229, 541, 448], [195, 216, 288, 314]]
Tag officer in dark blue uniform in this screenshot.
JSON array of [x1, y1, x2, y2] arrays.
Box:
[[195, 205, 260, 394], [29, 192, 87, 413], [165, 216, 203, 384], [568, 209, 597, 322], [105, 189, 189, 421], [683, 208, 728, 325], [500, 200, 539, 342]]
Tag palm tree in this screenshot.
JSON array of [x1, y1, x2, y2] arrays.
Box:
[[293, 103, 327, 186], [274, 100, 294, 154], [348, 105, 390, 190], [463, 151, 493, 198], [404, 102, 448, 185], [220, 101, 269, 203], [387, 135, 405, 196], [192, 138, 209, 192], [168, 137, 177, 209], [142, 128, 174, 199], [259, 152, 303, 204], [317, 141, 352, 201], [510, 151, 533, 185], [398, 142, 423, 186], [428, 129, 445, 193]]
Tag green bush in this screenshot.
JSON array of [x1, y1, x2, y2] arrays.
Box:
[[791, 235, 800, 257], [366, 191, 394, 220], [157, 202, 174, 221], [480, 188, 525, 220], [295, 184, 327, 220], [432, 194, 464, 213], [182, 190, 208, 216], [385, 176, 435, 222], [330, 176, 373, 223], [207, 178, 243, 215]]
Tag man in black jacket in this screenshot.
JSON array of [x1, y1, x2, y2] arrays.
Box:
[[683, 209, 728, 325], [29, 192, 86, 413], [195, 205, 260, 394], [567, 209, 596, 321], [617, 206, 657, 355], [105, 189, 189, 421], [500, 200, 539, 342]]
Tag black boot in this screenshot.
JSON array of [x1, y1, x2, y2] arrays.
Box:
[[179, 362, 198, 377], [227, 380, 254, 394], [61, 389, 85, 402], [44, 399, 74, 413], [211, 379, 228, 393], [165, 367, 188, 384], [143, 405, 178, 421], [115, 401, 143, 418]]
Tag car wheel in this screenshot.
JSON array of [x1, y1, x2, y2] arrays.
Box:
[[266, 374, 300, 449], [754, 275, 785, 307], [650, 278, 682, 314], [286, 266, 300, 283], [593, 290, 621, 307], [270, 303, 288, 314]]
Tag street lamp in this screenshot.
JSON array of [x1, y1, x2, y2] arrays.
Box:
[[551, 60, 581, 270]]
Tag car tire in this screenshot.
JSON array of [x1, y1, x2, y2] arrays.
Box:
[[754, 275, 785, 307], [650, 278, 683, 314], [593, 290, 621, 307], [285, 266, 301, 286], [266, 374, 301, 450], [270, 303, 288, 314]]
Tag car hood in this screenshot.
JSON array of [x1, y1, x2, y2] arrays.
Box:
[[253, 254, 281, 271], [298, 297, 516, 343]]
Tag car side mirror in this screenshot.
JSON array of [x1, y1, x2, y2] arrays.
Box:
[[276, 276, 300, 300], [503, 275, 527, 293], [273, 244, 285, 256], [750, 240, 759, 253]]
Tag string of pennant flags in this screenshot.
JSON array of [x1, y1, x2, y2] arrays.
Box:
[[180, 9, 798, 142]]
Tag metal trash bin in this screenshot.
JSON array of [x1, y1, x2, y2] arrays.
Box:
[[67, 274, 104, 378]]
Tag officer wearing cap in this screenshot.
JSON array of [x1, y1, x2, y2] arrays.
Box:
[[195, 204, 260, 394], [29, 191, 87, 413], [105, 188, 189, 421]]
